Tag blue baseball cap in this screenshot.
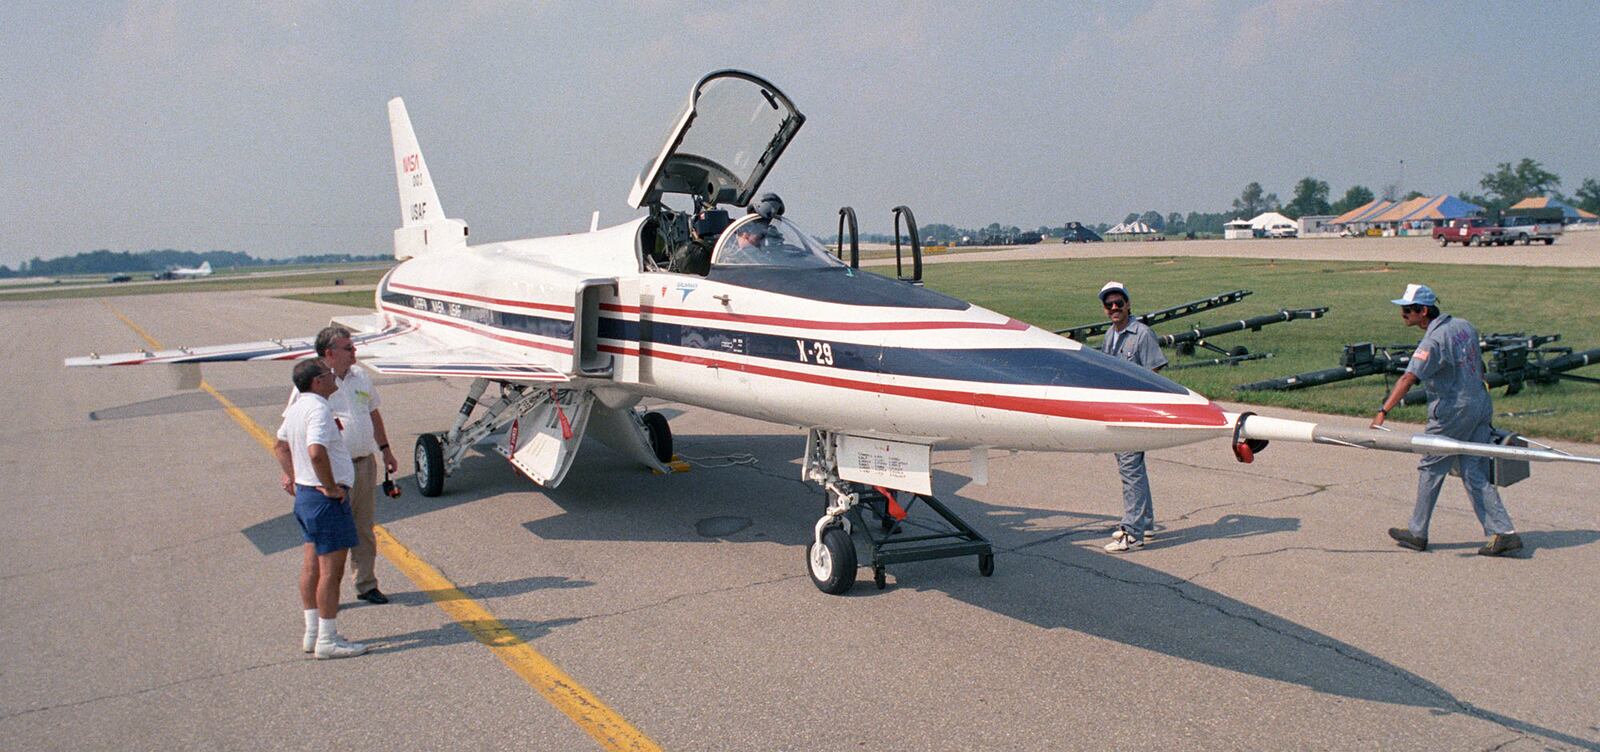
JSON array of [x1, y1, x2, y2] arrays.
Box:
[[1391, 283, 1437, 306]]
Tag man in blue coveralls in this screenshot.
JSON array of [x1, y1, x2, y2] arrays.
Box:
[[1371, 284, 1522, 557], [1098, 281, 1168, 553]]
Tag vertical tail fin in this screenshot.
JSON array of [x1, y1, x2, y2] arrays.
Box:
[[387, 97, 468, 259], [198, 261, 211, 274]]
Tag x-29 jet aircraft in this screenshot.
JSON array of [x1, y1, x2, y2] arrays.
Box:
[[69, 70, 1600, 594]]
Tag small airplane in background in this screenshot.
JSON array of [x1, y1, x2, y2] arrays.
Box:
[[153, 261, 212, 280], [69, 70, 1600, 594]]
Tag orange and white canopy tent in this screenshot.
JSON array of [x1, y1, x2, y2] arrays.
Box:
[[1509, 196, 1598, 221]]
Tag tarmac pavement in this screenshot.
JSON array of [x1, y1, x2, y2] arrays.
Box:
[[4, 287, 1598, 750]]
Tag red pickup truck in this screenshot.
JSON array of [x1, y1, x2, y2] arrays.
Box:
[[1434, 218, 1508, 247]]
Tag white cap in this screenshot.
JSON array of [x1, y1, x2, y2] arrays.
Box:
[[1099, 281, 1128, 302]]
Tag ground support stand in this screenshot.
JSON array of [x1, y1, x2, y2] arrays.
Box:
[[849, 486, 994, 590]]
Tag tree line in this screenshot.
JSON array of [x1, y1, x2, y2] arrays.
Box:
[[909, 158, 1600, 241], [1117, 158, 1600, 236], [0, 249, 391, 279]]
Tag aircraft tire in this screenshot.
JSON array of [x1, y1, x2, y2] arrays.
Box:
[[979, 553, 995, 577], [642, 411, 673, 464], [415, 433, 445, 497], [807, 525, 857, 594]]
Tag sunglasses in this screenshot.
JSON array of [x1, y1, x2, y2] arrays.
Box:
[[1103, 299, 1127, 310], [1400, 304, 1423, 314]]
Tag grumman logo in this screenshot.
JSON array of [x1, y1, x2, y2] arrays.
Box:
[[674, 281, 698, 301]]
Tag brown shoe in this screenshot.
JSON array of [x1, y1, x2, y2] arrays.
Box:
[[1477, 533, 1523, 557], [1387, 527, 1427, 551]]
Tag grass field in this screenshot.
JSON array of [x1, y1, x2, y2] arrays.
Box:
[[918, 256, 1600, 442], [279, 289, 374, 308], [3, 269, 389, 302], [278, 257, 1600, 443]]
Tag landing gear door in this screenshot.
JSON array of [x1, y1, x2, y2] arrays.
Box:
[[499, 390, 595, 487], [627, 70, 805, 209]]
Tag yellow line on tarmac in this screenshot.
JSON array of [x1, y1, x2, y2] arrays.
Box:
[[100, 301, 661, 752]]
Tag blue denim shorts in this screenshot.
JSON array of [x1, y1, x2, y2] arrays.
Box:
[[294, 485, 358, 555]]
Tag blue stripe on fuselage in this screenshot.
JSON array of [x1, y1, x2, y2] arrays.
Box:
[[382, 287, 1182, 394]]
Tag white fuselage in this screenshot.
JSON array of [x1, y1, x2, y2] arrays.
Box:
[[377, 218, 1231, 453]]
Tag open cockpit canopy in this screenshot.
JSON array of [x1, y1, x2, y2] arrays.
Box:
[[628, 70, 805, 210]]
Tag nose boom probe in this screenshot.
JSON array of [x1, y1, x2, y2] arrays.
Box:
[[1227, 412, 1600, 466]]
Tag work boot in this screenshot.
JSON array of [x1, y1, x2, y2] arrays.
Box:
[[1477, 533, 1523, 557], [1387, 527, 1428, 551]]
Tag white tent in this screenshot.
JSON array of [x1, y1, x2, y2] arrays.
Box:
[[1248, 212, 1299, 238], [1106, 221, 1155, 235], [1248, 212, 1294, 230], [1223, 219, 1254, 240]]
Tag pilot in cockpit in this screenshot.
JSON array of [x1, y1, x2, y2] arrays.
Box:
[[715, 193, 789, 265]]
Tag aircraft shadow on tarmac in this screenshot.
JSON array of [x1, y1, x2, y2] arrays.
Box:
[[519, 431, 1597, 750], [239, 452, 531, 556]]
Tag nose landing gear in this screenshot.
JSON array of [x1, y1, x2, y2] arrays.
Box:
[[802, 429, 994, 595]]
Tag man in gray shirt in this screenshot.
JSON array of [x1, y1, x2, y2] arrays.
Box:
[[1371, 284, 1520, 556], [1098, 282, 1168, 553]]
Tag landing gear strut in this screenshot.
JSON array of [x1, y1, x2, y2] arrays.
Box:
[[802, 429, 994, 594], [412, 378, 576, 497]]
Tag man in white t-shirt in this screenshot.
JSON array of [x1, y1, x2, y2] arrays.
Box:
[[310, 326, 399, 605], [273, 359, 368, 660]]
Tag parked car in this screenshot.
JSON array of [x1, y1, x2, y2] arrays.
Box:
[[107, 273, 132, 283], [1501, 209, 1563, 245], [1433, 218, 1507, 247]]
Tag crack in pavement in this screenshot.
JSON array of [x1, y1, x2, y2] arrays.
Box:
[[1183, 544, 1402, 583], [0, 657, 305, 722]]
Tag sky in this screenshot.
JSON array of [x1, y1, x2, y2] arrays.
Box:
[[4, 1, 1598, 266]]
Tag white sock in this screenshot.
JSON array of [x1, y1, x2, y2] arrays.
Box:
[[318, 616, 338, 643], [303, 609, 318, 634]]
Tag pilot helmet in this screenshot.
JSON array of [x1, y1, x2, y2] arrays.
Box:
[[751, 192, 785, 221]]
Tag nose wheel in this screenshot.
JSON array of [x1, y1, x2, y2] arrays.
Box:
[[806, 525, 857, 595]]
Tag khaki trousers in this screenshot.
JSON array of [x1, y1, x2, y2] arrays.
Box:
[[349, 455, 379, 593]]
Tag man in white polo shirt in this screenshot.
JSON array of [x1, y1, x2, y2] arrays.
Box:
[[273, 359, 368, 659], [312, 326, 399, 605]]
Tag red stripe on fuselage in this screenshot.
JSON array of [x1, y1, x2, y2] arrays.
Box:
[[642, 345, 1226, 426], [380, 304, 573, 354], [388, 281, 575, 315]]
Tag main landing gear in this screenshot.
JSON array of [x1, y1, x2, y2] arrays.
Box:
[[412, 378, 675, 497], [415, 378, 543, 497], [802, 429, 994, 595]]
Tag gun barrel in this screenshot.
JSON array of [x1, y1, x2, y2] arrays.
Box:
[[1398, 346, 1600, 405], [1237, 365, 1366, 392], [1054, 289, 1251, 340], [1158, 307, 1328, 348]]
